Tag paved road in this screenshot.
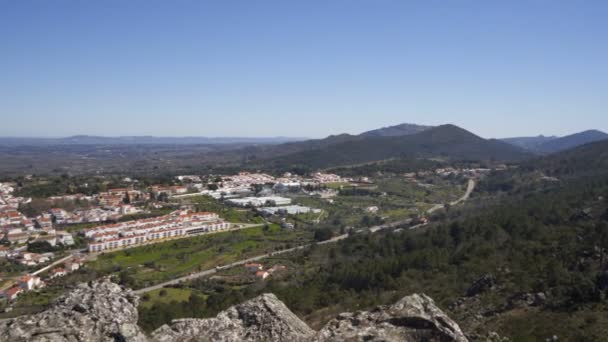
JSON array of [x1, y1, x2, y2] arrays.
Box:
[[134, 243, 312, 294]]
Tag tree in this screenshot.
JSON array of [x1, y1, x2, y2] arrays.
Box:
[[27, 241, 55, 253], [314, 227, 334, 242], [123, 191, 131, 204]]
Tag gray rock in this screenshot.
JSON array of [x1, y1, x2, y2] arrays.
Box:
[[152, 293, 315, 342], [0, 280, 468, 342], [0, 279, 148, 342], [314, 293, 468, 342], [466, 274, 496, 297]]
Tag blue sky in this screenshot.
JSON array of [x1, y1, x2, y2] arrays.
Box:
[[1, 1, 606, 138]]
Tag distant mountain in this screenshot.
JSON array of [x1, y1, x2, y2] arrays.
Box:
[[260, 124, 532, 170], [232, 123, 434, 161], [0, 136, 307, 146], [502, 130, 608, 154], [535, 130, 608, 153], [523, 138, 608, 179], [361, 123, 433, 137], [500, 135, 558, 151]]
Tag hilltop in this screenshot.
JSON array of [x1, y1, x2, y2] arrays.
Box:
[[259, 124, 532, 170]]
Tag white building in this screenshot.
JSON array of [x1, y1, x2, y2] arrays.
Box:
[[226, 196, 292, 208]]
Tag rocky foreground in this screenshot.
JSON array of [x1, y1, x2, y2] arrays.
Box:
[[0, 279, 468, 342]]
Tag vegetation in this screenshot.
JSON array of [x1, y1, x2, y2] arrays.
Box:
[[89, 224, 312, 289], [138, 159, 608, 340]]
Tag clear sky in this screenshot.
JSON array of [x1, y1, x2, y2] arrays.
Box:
[[1, 1, 606, 139]]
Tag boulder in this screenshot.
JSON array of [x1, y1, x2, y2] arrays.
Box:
[[314, 293, 468, 342], [0, 279, 148, 342], [466, 274, 496, 297], [152, 293, 315, 342], [0, 280, 468, 342]]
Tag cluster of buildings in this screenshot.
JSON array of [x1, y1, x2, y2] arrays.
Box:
[[433, 167, 493, 178], [0, 258, 84, 302], [85, 210, 230, 252], [226, 196, 292, 208], [1, 275, 45, 301], [150, 185, 189, 197], [1, 183, 38, 245], [243, 262, 287, 280], [48, 258, 84, 280], [172, 172, 349, 200], [258, 205, 321, 216], [0, 184, 150, 249], [47, 204, 142, 225], [4, 251, 52, 266]]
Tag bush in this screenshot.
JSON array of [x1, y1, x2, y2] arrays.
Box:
[[313, 227, 334, 242]]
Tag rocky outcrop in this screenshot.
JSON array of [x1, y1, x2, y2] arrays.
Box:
[[152, 293, 315, 342], [0, 280, 468, 342], [0, 279, 147, 342], [315, 294, 468, 342], [466, 274, 496, 297]]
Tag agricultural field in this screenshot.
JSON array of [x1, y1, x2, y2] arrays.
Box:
[[88, 224, 312, 290], [139, 287, 197, 309]]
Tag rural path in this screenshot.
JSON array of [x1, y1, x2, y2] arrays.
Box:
[[426, 179, 476, 214]]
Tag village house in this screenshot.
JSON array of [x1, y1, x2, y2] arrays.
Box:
[[2, 286, 22, 301], [49, 267, 67, 279], [268, 265, 287, 274], [32, 234, 58, 247], [4, 229, 29, 244], [18, 275, 44, 291], [17, 252, 51, 266], [35, 216, 53, 230], [255, 270, 270, 279], [49, 208, 70, 224], [64, 258, 83, 272], [56, 230, 75, 246]]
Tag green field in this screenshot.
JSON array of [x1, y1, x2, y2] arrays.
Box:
[[89, 224, 312, 289], [139, 287, 196, 308]]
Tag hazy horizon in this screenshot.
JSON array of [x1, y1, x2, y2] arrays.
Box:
[[1, 1, 607, 138], [0, 122, 605, 140]]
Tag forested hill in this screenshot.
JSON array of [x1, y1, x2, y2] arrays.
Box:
[[522, 138, 608, 177], [257, 124, 532, 170], [502, 130, 608, 154], [360, 123, 432, 137], [535, 129, 608, 154]]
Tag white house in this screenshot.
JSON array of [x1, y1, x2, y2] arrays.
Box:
[[18, 275, 43, 291]]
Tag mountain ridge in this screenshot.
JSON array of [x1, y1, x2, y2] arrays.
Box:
[[257, 124, 532, 170], [501, 129, 608, 154]]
